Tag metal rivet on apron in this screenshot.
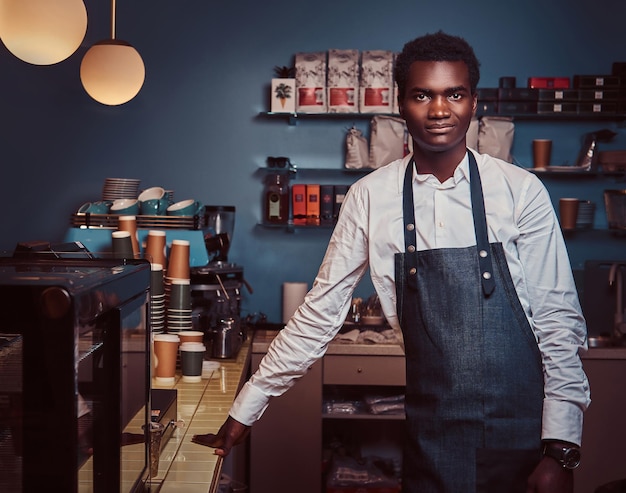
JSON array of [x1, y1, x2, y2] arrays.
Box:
[[479, 250, 488, 258], [482, 271, 492, 280], [408, 245, 416, 253], [409, 267, 417, 275], [407, 223, 415, 231]]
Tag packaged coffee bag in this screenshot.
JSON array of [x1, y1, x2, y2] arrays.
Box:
[[360, 50, 394, 113], [327, 49, 359, 113], [295, 52, 327, 113]]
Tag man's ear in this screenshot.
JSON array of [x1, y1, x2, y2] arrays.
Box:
[[471, 93, 478, 117]]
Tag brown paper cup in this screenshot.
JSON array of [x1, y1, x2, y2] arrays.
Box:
[[118, 215, 139, 256], [145, 230, 167, 267], [153, 334, 180, 383], [532, 139, 552, 168], [167, 239, 190, 280], [178, 330, 204, 345], [559, 198, 580, 231]]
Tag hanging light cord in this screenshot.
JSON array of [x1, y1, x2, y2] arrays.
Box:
[[110, 0, 116, 40]]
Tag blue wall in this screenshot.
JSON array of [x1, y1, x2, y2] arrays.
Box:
[[1, 0, 625, 321]]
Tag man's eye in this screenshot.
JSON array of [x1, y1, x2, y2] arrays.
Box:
[[415, 94, 428, 101], [449, 93, 462, 101]]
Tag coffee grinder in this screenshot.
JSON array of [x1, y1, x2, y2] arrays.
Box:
[[190, 206, 251, 358]]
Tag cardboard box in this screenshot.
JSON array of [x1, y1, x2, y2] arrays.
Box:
[[498, 88, 539, 101], [292, 184, 307, 225], [477, 88, 499, 101], [573, 74, 621, 88], [577, 102, 617, 114], [320, 185, 334, 224], [295, 52, 327, 113], [333, 185, 349, 220], [577, 89, 620, 101], [359, 50, 394, 113], [497, 101, 538, 114], [306, 184, 320, 225], [327, 49, 359, 113], [527, 77, 570, 89], [537, 89, 578, 101], [537, 102, 577, 114]]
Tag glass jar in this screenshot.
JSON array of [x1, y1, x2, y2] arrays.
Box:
[[264, 173, 290, 224]]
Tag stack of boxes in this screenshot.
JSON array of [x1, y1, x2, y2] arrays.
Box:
[[475, 64, 625, 117]]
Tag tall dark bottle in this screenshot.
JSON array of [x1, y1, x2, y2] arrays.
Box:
[[264, 173, 290, 224]]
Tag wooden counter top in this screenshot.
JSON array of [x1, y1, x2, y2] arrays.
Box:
[[251, 329, 405, 356], [146, 339, 250, 493]]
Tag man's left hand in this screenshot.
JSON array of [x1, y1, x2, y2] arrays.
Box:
[[526, 456, 573, 493]]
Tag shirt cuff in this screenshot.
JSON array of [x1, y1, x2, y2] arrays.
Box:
[[542, 399, 584, 446], [229, 381, 271, 426]]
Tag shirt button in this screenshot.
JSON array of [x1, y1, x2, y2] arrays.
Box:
[[409, 268, 417, 275], [482, 272, 492, 280], [479, 250, 488, 258], [407, 245, 415, 253], [406, 223, 415, 231], [438, 221, 444, 228]]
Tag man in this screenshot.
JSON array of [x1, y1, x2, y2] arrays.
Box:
[[193, 31, 590, 493]]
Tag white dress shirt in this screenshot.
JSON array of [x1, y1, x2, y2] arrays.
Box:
[[231, 149, 590, 446]]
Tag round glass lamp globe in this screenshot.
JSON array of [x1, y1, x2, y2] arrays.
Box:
[[80, 40, 146, 106], [0, 0, 87, 65]]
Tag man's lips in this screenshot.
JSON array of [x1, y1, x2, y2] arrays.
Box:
[[426, 123, 454, 134]]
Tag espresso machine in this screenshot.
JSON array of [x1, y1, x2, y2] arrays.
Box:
[[191, 206, 251, 358]]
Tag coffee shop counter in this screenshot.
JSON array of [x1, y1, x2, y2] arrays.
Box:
[[146, 338, 250, 493]]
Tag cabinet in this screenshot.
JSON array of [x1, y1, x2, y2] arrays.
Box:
[[249, 331, 405, 493]]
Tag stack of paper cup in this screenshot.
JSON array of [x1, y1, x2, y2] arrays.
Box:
[[150, 263, 166, 334], [166, 278, 192, 334], [145, 230, 167, 268]]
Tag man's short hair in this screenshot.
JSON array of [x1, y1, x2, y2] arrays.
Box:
[[394, 31, 481, 100]]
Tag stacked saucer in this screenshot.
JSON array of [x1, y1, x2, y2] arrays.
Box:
[[576, 200, 596, 229], [102, 177, 141, 201], [150, 264, 166, 334]]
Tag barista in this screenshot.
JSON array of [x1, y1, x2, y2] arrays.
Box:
[[193, 31, 590, 493]]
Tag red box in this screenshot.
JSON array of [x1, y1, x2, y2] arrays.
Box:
[[527, 77, 570, 89]]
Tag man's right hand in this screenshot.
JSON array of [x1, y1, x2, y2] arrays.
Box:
[[191, 416, 251, 457]]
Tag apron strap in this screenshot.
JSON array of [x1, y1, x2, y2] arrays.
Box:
[[468, 152, 495, 296], [402, 151, 495, 296]]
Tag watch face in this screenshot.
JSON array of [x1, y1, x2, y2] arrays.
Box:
[[563, 448, 581, 469]]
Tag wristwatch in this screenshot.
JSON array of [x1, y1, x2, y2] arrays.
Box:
[[542, 443, 581, 469]]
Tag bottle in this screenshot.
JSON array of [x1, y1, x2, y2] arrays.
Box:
[[264, 173, 290, 224]]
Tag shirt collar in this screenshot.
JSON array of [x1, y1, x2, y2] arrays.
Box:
[[408, 150, 471, 186]]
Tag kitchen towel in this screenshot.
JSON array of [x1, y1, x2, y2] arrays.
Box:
[[282, 282, 308, 324]]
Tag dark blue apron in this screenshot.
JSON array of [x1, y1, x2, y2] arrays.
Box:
[[394, 152, 544, 492]]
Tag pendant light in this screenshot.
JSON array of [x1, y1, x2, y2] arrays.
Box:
[[80, 0, 145, 106], [0, 0, 87, 65]]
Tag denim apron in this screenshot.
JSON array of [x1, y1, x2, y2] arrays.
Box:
[[394, 152, 544, 492]]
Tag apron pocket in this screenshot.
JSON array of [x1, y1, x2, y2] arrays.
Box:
[[475, 447, 540, 493]]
